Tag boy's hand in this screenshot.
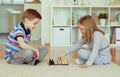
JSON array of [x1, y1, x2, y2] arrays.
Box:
[[33, 48, 40, 60], [79, 64, 89, 68]]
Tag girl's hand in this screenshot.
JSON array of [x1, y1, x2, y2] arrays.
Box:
[[33, 48, 40, 60], [58, 53, 66, 61], [79, 64, 89, 68]]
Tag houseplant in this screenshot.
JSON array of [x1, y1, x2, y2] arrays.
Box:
[[98, 12, 108, 26], [98, 12, 108, 19]]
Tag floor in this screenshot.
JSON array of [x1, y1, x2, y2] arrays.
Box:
[[0, 59, 120, 77], [0, 41, 120, 77], [0, 44, 120, 65], [0, 33, 8, 44], [0, 45, 120, 77], [110, 48, 120, 65], [0, 34, 120, 65]]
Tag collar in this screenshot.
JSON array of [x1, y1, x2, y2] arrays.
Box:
[[20, 22, 31, 35]]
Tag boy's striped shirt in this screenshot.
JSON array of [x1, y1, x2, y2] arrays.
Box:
[[5, 23, 31, 63]]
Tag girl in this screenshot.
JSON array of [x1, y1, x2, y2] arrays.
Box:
[[58, 15, 111, 68]]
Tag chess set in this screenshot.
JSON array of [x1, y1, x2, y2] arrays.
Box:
[[48, 59, 68, 66]]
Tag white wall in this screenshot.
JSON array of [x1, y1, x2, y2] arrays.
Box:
[[0, 5, 23, 33], [41, 0, 54, 45]]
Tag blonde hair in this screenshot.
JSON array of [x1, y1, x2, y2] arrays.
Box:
[[78, 15, 105, 44], [22, 9, 42, 22]]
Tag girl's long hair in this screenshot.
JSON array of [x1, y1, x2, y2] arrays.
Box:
[[78, 15, 105, 44]]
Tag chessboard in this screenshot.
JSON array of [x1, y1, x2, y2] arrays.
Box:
[[48, 59, 68, 66]]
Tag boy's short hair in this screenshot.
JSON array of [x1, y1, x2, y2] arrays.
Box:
[[22, 9, 42, 22]]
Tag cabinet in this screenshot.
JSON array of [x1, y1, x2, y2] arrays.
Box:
[[24, 3, 41, 41], [53, 27, 70, 46], [50, 5, 120, 47]]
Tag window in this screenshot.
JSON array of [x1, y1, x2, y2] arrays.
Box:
[[1, 0, 24, 4], [2, 0, 11, 4], [13, 0, 24, 4]]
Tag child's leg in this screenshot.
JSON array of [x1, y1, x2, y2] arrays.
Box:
[[77, 48, 90, 64], [10, 49, 34, 64], [78, 48, 107, 65], [38, 46, 48, 61], [94, 48, 111, 65], [93, 55, 103, 65]]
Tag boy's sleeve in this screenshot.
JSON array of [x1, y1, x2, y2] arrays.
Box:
[[13, 28, 25, 40]]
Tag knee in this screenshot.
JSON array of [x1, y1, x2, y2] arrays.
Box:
[[77, 49, 85, 57], [77, 48, 90, 59], [43, 46, 49, 54], [24, 49, 33, 56], [77, 50, 83, 57]]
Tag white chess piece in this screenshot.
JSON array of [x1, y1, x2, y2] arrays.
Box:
[[74, 59, 81, 64]]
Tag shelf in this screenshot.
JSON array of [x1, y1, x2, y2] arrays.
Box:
[[110, 44, 120, 47], [51, 5, 120, 47], [72, 25, 110, 28], [110, 5, 120, 8], [53, 25, 71, 27], [110, 25, 120, 28], [51, 5, 120, 8], [72, 25, 78, 27], [98, 25, 109, 27], [52, 7, 71, 26]]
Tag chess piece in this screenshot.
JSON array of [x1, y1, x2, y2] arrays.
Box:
[[51, 59, 55, 65], [49, 59, 55, 65], [64, 59, 67, 64]]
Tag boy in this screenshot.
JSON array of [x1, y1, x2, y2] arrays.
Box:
[[5, 9, 48, 66]]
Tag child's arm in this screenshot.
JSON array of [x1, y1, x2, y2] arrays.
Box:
[[86, 32, 103, 66], [65, 38, 85, 55], [58, 53, 66, 60], [17, 37, 39, 59], [58, 38, 85, 60]]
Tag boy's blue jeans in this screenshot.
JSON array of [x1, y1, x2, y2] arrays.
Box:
[[10, 46, 48, 65]]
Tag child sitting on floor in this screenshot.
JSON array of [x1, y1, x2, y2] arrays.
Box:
[[58, 15, 111, 68], [5, 9, 48, 66]]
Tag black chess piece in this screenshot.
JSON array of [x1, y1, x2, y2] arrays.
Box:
[[49, 59, 54, 65], [51, 59, 54, 65], [49, 59, 52, 65]]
